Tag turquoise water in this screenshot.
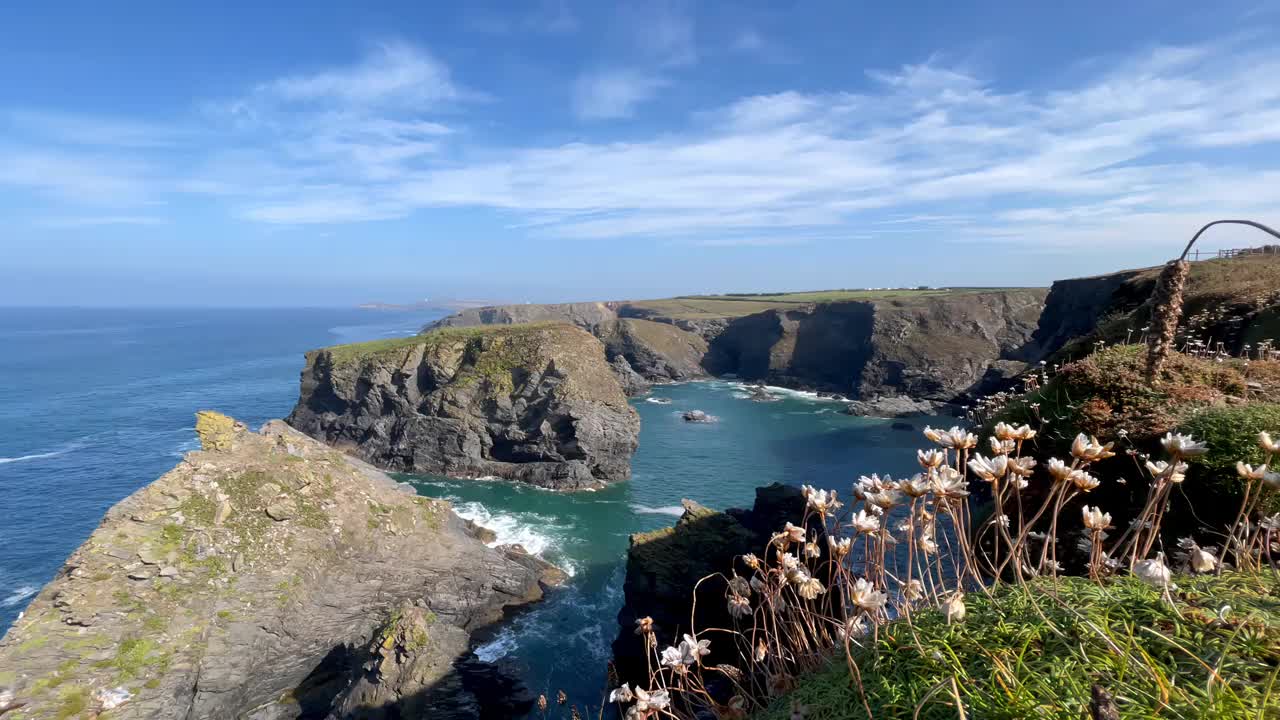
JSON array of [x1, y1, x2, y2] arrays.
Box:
[[408, 380, 934, 712], [0, 308, 935, 714]]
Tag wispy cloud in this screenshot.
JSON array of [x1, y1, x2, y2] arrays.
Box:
[[7, 36, 1280, 251], [571, 69, 668, 120], [33, 215, 166, 228]]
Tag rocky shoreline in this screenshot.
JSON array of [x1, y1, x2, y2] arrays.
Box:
[[0, 412, 562, 719]]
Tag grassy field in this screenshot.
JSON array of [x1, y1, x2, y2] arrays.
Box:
[[624, 287, 1034, 320]]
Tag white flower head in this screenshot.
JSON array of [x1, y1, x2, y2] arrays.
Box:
[[1070, 469, 1101, 492], [1161, 432, 1208, 458], [828, 536, 851, 557], [782, 522, 806, 543], [1237, 462, 1269, 481], [633, 687, 670, 712], [1134, 554, 1172, 588], [1189, 547, 1217, 573], [1260, 431, 1280, 454], [838, 614, 868, 641], [903, 579, 925, 602], [850, 578, 888, 612], [797, 576, 825, 600], [610, 684, 635, 703], [728, 593, 752, 618], [1081, 505, 1112, 531], [851, 509, 880, 534], [1047, 458, 1073, 483], [1146, 460, 1188, 484], [941, 593, 966, 623], [1071, 433, 1116, 462], [918, 448, 945, 469]]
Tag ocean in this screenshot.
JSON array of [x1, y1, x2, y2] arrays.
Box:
[[0, 307, 929, 714]]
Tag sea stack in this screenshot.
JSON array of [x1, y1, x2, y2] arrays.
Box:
[[287, 324, 641, 490]]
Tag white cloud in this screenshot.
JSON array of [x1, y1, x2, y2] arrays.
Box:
[[9, 36, 1280, 250], [252, 41, 463, 109], [571, 69, 668, 119]]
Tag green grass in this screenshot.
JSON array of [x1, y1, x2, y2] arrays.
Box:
[[321, 322, 564, 367], [1180, 403, 1280, 515], [756, 573, 1280, 719], [624, 288, 1034, 320]]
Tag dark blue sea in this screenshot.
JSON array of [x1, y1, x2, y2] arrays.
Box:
[[0, 307, 931, 712]]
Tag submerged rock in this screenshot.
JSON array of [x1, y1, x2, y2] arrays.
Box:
[[843, 395, 944, 418], [0, 411, 558, 719], [287, 324, 641, 491], [681, 410, 718, 423], [748, 385, 780, 402]]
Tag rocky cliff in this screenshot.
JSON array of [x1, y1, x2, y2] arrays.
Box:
[[425, 291, 1046, 407], [1031, 254, 1280, 360], [0, 412, 559, 719], [610, 484, 819, 686], [287, 324, 640, 490]]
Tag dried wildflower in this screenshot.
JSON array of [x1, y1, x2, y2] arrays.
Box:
[[742, 553, 761, 570], [1070, 469, 1101, 492], [1081, 505, 1112, 530], [754, 640, 768, 662], [728, 593, 752, 618], [1134, 554, 1172, 587], [993, 422, 1017, 441], [780, 552, 801, 571], [990, 437, 1016, 455], [1237, 462, 1269, 481], [930, 467, 969, 498], [1260, 431, 1280, 454], [903, 579, 924, 602], [838, 614, 868, 640], [1047, 458, 1073, 483], [851, 509, 880, 534], [797, 576, 825, 600], [850, 578, 888, 612], [805, 487, 840, 516], [1145, 460, 1188, 484], [1161, 432, 1208, 458], [633, 687, 670, 712], [728, 575, 751, 597], [917, 449, 945, 469], [922, 426, 945, 444], [804, 541, 821, 559], [557, 690, 568, 705], [1189, 547, 1217, 573], [633, 616, 654, 636], [948, 427, 978, 449], [968, 453, 1009, 482], [828, 536, 851, 557], [1071, 434, 1115, 462], [609, 684, 635, 703], [783, 522, 806, 543], [917, 534, 938, 555], [902, 474, 931, 497], [941, 593, 966, 623], [1146, 259, 1189, 381], [683, 634, 711, 661], [866, 487, 903, 510], [1008, 456, 1036, 478], [538, 694, 548, 713]]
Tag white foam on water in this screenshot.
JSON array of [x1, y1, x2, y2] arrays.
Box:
[[629, 503, 685, 517], [452, 502, 557, 555], [2, 585, 36, 607], [644, 397, 673, 404], [473, 628, 520, 663], [0, 435, 92, 466]]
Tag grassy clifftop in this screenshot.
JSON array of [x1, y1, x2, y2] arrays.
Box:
[[757, 573, 1280, 719], [321, 322, 563, 368]]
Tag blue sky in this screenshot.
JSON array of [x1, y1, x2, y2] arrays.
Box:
[[3, 1, 1280, 306]]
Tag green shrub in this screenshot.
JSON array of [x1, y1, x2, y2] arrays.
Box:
[[1180, 403, 1280, 515]]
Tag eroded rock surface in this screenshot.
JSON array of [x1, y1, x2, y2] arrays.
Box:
[[0, 412, 557, 719], [287, 324, 640, 490]]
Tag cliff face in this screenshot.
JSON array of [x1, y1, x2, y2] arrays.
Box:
[[705, 290, 1047, 401], [426, 291, 1046, 403], [610, 484, 819, 686], [287, 324, 640, 490], [1032, 254, 1280, 359], [0, 412, 557, 719]]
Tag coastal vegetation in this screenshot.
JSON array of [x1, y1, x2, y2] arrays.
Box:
[[588, 339, 1280, 719]]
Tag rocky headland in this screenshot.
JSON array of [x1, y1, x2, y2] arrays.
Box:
[[286, 324, 640, 490], [425, 289, 1047, 413], [0, 412, 561, 719]]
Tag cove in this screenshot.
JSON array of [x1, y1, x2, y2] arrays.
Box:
[[407, 379, 940, 714]]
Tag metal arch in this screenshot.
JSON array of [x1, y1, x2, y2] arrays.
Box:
[[1179, 219, 1280, 261]]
